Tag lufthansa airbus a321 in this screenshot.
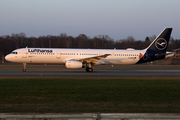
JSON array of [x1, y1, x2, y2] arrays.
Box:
[[5, 28, 173, 72]]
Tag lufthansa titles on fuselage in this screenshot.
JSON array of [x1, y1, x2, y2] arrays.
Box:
[[28, 49, 53, 53]]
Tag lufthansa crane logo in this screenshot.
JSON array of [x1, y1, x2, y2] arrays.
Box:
[[155, 38, 167, 50]]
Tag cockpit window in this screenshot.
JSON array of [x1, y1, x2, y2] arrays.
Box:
[[12, 52, 18, 54]]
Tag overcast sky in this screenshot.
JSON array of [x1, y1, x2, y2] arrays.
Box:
[[0, 0, 180, 40]]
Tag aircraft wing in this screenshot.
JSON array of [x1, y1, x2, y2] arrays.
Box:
[[70, 54, 111, 63]]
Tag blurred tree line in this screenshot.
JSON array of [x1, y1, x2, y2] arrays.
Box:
[[0, 32, 180, 56]]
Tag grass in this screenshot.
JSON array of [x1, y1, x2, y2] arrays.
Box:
[[0, 76, 180, 113]]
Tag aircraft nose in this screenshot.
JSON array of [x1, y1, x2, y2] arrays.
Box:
[[5, 54, 12, 61]]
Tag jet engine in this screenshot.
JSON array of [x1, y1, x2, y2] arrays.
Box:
[[65, 60, 83, 68]]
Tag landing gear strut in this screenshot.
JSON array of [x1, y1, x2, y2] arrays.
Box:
[[85, 63, 93, 72], [23, 63, 27, 72]]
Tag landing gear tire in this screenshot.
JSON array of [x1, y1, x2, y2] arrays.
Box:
[[86, 67, 93, 72], [89, 68, 93, 72]]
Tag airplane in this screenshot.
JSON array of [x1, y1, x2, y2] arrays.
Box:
[[5, 28, 173, 72]]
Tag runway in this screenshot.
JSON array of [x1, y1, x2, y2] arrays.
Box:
[[0, 69, 180, 77]]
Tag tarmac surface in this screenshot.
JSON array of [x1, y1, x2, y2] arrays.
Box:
[[1, 113, 180, 120], [0, 69, 180, 77]]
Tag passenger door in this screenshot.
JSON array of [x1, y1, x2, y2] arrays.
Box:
[[22, 49, 27, 58], [56, 50, 61, 59]]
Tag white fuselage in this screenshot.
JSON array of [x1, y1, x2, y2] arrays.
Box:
[[5, 48, 146, 65]]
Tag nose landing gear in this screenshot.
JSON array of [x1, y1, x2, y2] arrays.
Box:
[[23, 63, 27, 72]]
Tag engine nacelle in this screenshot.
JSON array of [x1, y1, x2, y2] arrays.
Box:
[[65, 60, 83, 68]]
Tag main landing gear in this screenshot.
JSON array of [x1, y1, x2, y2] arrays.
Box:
[[86, 67, 93, 72], [85, 63, 93, 72], [23, 63, 27, 72]]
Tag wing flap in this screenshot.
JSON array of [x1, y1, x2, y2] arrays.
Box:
[[70, 54, 111, 63]]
